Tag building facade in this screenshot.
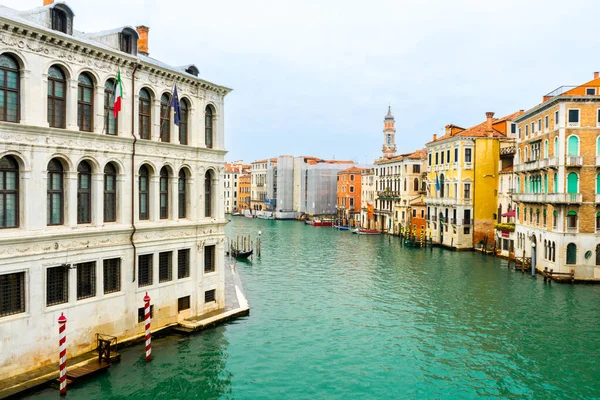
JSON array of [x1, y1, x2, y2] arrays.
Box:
[[373, 107, 398, 232], [392, 149, 427, 237], [0, 1, 230, 378], [238, 173, 251, 211], [513, 73, 600, 280], [224, 162, 244, 214], [360, 168, 375, 229], [336, 166, 364, 225], [250, 159, 267, 211]]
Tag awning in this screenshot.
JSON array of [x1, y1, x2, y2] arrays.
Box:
[[502, 210, 516, 217]]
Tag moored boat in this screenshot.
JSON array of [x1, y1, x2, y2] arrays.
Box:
[[357, 228, 380, 235], [232, 248, 253, 259], [333, 225, 349, 230]]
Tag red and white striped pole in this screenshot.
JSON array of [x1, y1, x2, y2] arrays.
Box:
[[144, 292, 151, 362], [58, 312, 67, 396]]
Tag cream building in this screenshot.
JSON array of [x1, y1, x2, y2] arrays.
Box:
[[0, 1, 231, 378]]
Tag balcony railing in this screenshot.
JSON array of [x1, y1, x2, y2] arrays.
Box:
[[566, 226, 578, 234], [515, 159, 548, 172], [547, 157, 559, 168], [596, 194, 600, 204], [377, 191, 401, 199], [462, 218, 473, 226], [464, 162, 473, 170], [566, 156, 582, 166], [547, 193, 582, 204]]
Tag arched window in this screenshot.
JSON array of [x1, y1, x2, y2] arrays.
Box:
[[524, 147, 528, 162], [139, 165, 149, 220], [567, 136, 579, 157], [544, 140, 548, 159], [0, 54, 19, 122], [48, 66, 66, 128], [139, 89, 151, 140], [179, 99, 189, 145], [597, 137, 600, 157], [413, 178, 419, 192], [566, 243, 577, 265], [553, 173, 558, 193], [567, 172, 578, 194], [159, 167, 169, 219], [104, 163, 117, 222], [596, 244, 600, 266], [205, 170, 213, 217], [440, 174, 445, 197], [104, 79, 117, 135], [544, 174, 548, 193], [205, 106, 214, 149], [160, 94, 170, 143], [77, 73, 94, 132], [178, 170, 187, 218], [596, 212, 600, 233], [77, 161, 92, 224], [597, 174, 600, 194], [47, 159, 64, 225], [403, 178, 407, 192], [554, 136, 559, 157], [0, 156, 18, 228]]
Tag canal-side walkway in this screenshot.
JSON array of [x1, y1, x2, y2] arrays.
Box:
[[0, 259, 250, 399]]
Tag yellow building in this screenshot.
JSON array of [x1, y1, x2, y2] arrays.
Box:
[[425, 111, 521, 249]]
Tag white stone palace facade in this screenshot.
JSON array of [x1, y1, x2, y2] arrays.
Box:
[[0, 1, 231, 378]]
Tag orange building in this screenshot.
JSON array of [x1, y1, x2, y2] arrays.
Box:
[[337, 166, 365, 226], [239, 174, 251, 210]]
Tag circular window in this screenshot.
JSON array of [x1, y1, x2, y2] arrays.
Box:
[[585, 250, 592, 259]]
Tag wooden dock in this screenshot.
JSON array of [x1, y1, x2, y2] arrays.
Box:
[[65, 360, 112, 383]]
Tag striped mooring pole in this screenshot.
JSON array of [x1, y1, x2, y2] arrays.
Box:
[[144, 292, 152, 362], [58, 312, 67, 396]]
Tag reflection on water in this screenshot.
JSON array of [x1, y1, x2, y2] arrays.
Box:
[[28, 218, 600, 399]]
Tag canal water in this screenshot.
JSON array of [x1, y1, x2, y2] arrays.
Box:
[[29, 218, 600, 399]]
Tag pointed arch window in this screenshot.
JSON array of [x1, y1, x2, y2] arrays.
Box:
[[178, 170, 187, 218], [0, 156, 18, 228], [139, 89, 151, 140], [160, 94, 170, 143], [104, 163, 117, 222], [77, 161, 92, 224], [159, 167, 169, 219], [47, 159, 64, 225], [48, 66, 66, 128], [205, 106, 214, 149], [104, 79, 117, 135], [0, 54, 19, 123], [77, 73, 94, 132], [139, 166, 149, 220], [179, 99, 189, 145]]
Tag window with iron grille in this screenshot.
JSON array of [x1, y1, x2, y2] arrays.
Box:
[[204, 289, 216, 303], [138, 254, 153, 287], [204, 245, 215, 273], [178, 249, 190, 279], [178, 295, 190, 312], [159, 251, 172, 283], [103, 258, 121, 294], [0, 272, 24, 317], [138, 305, 154, 323], [47, 266, 68, 306], [76, 261, 96, 300]]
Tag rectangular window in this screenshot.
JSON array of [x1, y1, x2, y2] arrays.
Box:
[[597, 109, 600, 126], [435, 153, 439, 165], [138, 254, 153, 287], [538, 119, 542, 131], [120, 33, 132, 54], [545, 115, 549, 130], [47, 266, 68, 306], [412, 165, 420, 173], [103, 258, 121, 294], [178, 249, 190, 279], [204, 289, 216, 303], [178, 296, 190, 312], [204, 245, 215, 273], [441, 152, 444, 164], [454, 148, 458, 163], [518, 128, 521, 139], [350, 174, 355, 181], [464, 148, 472, 163], [0, 272, 25, 317], [446, 150, 450, 164], [76, 261, 96, 300], [428, 154, 432, 166], [511, 123, 516, 134], [568, 109, 580, 124], [158, 251, 172, 283], [138, 305, 154, 323], [555, 110, 559, 125], [464, 183, 471, 199], [525, 125, 529, 136], [531, 122, 535, 134], [350, 186, 354, 193], [586, 87, 596, 95]]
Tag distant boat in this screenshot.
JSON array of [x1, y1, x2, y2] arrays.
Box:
[[333, 225, 349, 230], [311, 219, 333, 227], [257, 212, 274, 220], [232, 248, 253, 259], [232, 212, 243, 217], [357, 228, 380, 235]]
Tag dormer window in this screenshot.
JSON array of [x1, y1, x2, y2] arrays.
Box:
[[120, 33, 133, 54], [51, 5, 73, 35]]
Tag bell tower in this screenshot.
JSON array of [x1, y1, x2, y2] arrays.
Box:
[[382, 106, 396, 159]]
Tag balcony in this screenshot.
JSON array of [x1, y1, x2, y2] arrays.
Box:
[[566, 156, 582, 167], [546, 193, 582, 204], [514, 159, 548, 172], [547, 157, 559, 168], [566, 226, 578, 234], [512, 193, 546, 203], [596, 156, 600, 166], [377, 191, 401, 199], [464, 162, 473, 170], [596, 194, 600, 204], [462, 218, 473, 226]]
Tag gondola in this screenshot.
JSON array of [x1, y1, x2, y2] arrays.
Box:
[[232, 248, 253, 259]]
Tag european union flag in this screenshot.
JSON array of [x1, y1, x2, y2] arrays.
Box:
[[435, 173, 440, 191], [171, 84, 181, 126]]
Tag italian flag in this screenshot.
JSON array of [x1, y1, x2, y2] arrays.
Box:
[[113, 69, 124, 118]]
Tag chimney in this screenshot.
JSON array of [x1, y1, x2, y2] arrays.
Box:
[[485, 111, 495, 137], [433, 134, 437, 141], [595, 72, 599, 80], [43, 0, 54, 5], [136, 26, 149, 56], [445, 125, 451, 135]]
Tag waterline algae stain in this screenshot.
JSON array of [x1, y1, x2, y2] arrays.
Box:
[[29, 219, 600, 399]]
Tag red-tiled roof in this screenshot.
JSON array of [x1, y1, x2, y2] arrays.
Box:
[[427, 111, 522, 145]]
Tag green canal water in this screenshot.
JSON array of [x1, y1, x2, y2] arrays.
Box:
[[29, 218, 600, 399]]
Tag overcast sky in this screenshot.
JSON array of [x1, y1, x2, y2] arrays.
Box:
[[6, 0, 600, 164]]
